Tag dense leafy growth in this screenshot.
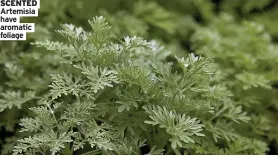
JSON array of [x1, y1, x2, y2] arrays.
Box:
[[0, 0, 277, 155]]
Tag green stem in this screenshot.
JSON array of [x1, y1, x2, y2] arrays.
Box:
[[82, 150, 102, 155], [95, 88, 105, 101], [209, 105, 227, 122]]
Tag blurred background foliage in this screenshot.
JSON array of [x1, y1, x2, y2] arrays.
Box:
[[0, 0, 277, 154]]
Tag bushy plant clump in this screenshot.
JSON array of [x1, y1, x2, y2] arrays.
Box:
[[0, 0, 277, 154], [10, 16, 268, 155]]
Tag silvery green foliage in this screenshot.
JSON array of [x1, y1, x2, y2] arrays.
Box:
[[13, 16, 268, 155], [1, 0, 278, 154], [191, 13, 278, 146]]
